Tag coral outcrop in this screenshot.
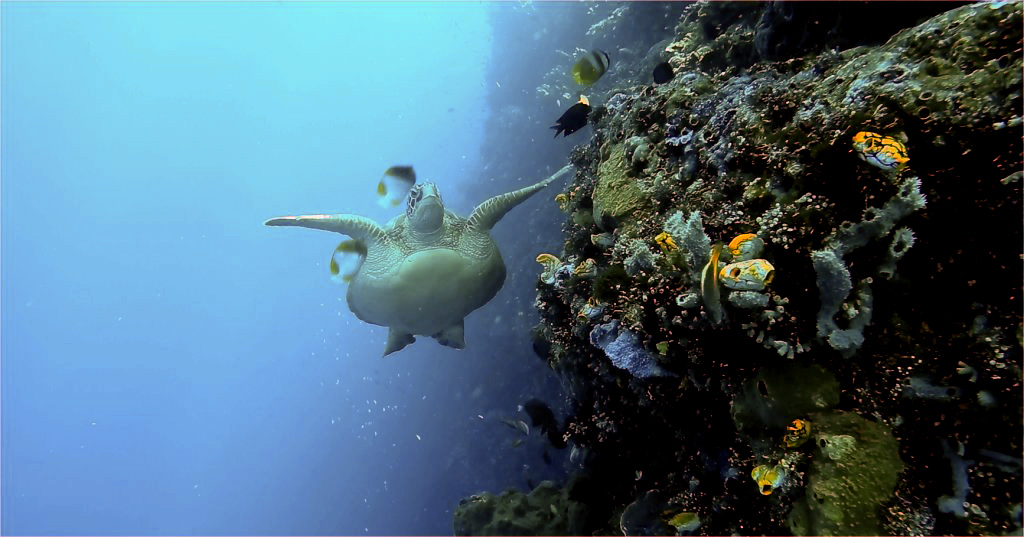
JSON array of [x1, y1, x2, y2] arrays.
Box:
[[460, 2, 1022, 535], [452, 478, 590, 536], [787, 411, 903, 536]]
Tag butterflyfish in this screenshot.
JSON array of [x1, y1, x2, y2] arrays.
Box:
[[572, 49, 610, 86], [329, 239, 368, 284], [377, 165, 416, 208]]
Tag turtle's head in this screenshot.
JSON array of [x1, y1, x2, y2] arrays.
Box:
[[407, 182, 445, 233]]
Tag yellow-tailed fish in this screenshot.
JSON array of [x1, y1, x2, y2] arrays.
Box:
[[700, 243, 723, 322], [329, 239, 368, 284], [852, 131, 909, 172], [572, 49, 610, 86], [377, 165, 416, 208]]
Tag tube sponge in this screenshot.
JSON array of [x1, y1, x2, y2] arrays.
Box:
[[826, 282, 873, 355], [878, 227, 915, 279], [826, 177, 926, 257], [812, 177, 925, 356], [937, 439, 972, 518], [812, 249, 853, 338], [589, 320, 674, 379]]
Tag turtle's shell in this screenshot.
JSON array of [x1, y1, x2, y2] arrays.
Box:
[[346, 210, 506, 336]]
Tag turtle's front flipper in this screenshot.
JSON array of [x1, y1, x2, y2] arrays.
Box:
[[467, 164, 574, 232], [265, 214, 386, 243], [433, 320, 465, 350], [384, 329, 415, 356]]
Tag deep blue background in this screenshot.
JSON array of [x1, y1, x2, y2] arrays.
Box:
[[1, 3, 572, 534]]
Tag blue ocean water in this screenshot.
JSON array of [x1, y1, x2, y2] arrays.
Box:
[[1, 3, 573, 534]]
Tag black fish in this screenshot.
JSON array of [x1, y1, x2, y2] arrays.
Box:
[[653, 61, 674, 84], [551, 96, 590, 138], [521, 398, 567, 448]]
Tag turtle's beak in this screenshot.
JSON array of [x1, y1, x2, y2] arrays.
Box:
[[417, 183, 443, 205]]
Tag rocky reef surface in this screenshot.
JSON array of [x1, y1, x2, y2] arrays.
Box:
[[456, 2, 1021, 535]]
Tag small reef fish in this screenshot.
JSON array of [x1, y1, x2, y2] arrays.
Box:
[[551, 96, 591, 138], [652, 61, 674, 84], [700, 243, 724, 323], [501, 418, 530, 436], [852, 131, 909, 172], [572, 49, 610, 86], [377, 165, 416, 208], [329, 239, 368, 284], [569, 444, 585, 464]]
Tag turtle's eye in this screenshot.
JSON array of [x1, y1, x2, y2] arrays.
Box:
[[408, 186, 423, 210]]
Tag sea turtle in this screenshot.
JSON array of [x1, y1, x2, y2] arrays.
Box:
[[265, 165, 573, 356]]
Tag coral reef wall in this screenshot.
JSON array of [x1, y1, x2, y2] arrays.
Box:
[[462, 2, 689, 349], [457, 2, 1022, 535]]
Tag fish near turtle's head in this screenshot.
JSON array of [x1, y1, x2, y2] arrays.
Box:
[[407, 182, 445, 234]]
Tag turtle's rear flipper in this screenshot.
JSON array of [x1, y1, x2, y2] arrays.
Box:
[[434, 321, 465, 349], [384, 329, 415, 356]]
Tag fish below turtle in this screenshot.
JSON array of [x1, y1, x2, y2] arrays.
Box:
[[265, 164, 574, 356]]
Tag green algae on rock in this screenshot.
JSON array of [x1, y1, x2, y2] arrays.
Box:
[[453, 479, 590, 536], [787, 411, 904, 536], [592, 142, 650, 233], [732, 363, 841, 431]]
